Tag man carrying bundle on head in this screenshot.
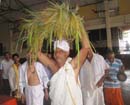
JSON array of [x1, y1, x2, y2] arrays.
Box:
[[38, 34, 90, 105], [18, 2, 91, 105]]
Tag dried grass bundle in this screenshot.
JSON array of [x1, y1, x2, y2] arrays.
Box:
[[17, 2, 91, 62]]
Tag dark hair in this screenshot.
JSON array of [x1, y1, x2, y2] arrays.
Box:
[[19, 58, 27, 64], [12, 53, 19, 59], [106, 49, 114, 55]]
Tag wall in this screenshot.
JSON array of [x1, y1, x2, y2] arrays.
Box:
[[78, 0, 130, 20], [78, 4, 98, 19], [119, 0, 130, 15], [0, 23, 10, 54], [1, 0, 130, 56]]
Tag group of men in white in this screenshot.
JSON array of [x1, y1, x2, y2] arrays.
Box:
[[0, 36, 109, 105]]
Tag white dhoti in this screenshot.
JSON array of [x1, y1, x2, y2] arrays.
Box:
[[49, 58, 83, 105], [25, 84, 44, 105], [82, 87, 104, 105]]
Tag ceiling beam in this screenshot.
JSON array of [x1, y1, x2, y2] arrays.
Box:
[[85, 14, 130, 30]]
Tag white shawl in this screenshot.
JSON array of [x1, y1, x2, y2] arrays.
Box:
[[49, 58, 83, 105]]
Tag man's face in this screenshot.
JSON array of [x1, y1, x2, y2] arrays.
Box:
[[54, 48, 69, 63], [13, 56, 19, 63], [5, 53, 10, 60], [26, 52, 35, 63], [107, 53, 115, 63]]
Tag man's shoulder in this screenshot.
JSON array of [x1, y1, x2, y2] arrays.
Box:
[[1, 59, 6, 64], [114, 58, 122, 63], [35, 61, 46, 69], [10, 59, 14, 64], [20, 61, 27, 68], [94, 53, 104, 60], [35, 61, 43, 66], [114, 58, 123, 66], [1, 59, 13, 64], [66, 57, 72, 63], [21, 61, 43, 66], [115, 58, 121, 61]]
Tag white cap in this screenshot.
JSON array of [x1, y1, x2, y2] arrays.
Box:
[[54, 40, 70, 52]]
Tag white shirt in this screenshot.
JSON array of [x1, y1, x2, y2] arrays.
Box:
[[0, 57, 3, 70], [1, 59, 14, 79], [19, 61, 49, 94], [45, 67, 52, 80], [0, 63, 2, 70]]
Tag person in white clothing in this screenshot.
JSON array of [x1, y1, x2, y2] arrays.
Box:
[[38, 34, 90, 105], [80, 49, 109, 105], [0, 57, 3, 89], [8, 53, 21, 98], [19, 54, 49, 105], [1, 52, 13, 95]]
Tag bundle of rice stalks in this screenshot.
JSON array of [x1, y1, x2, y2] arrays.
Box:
[[17, 2, 91, 63]]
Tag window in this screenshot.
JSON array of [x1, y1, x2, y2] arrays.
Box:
[[119, 30, 130, 54]]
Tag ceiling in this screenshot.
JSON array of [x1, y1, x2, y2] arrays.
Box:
[[0, 0, 103, 23]]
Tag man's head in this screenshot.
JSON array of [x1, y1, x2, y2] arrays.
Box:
[[54, 40, 70, 65], [4, 52, 11, 61], [12, 53, 20, 63], [26, 51, 35, 64], [106, 50, 115, 63]]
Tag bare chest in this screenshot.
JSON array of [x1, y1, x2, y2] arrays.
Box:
[[27, 68, 40, 86]]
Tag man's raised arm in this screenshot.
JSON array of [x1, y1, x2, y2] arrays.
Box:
[[38, 52, 58, 74], [71, 34, 90, 72]]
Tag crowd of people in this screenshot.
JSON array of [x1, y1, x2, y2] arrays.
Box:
[[0, 39, 125, 105]]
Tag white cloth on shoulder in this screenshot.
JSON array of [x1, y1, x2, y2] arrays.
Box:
[[49, 58, 83, 105]]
